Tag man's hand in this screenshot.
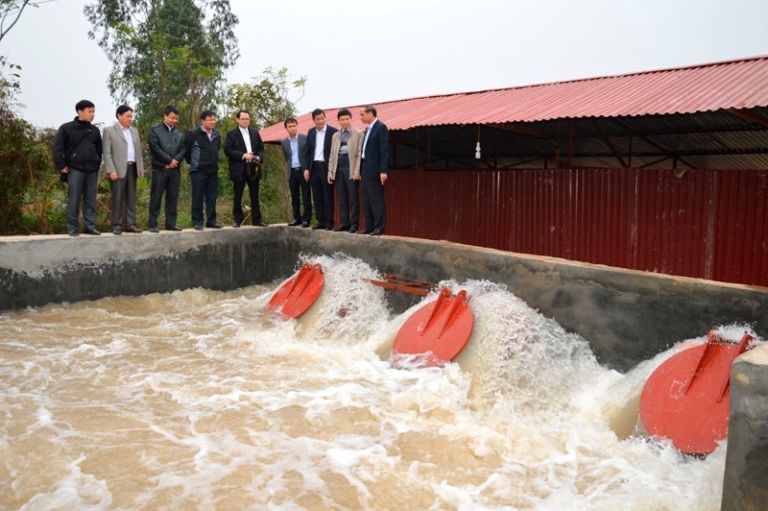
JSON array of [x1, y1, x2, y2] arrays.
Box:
[[109, 171, 118, 181], [304, 170, 310, 182], [243, 153, 255, 161], [169, 159, 179, 169], [380, 172, 388, 185], [327, 176, 334, 185], [61, 167, 69, 174]]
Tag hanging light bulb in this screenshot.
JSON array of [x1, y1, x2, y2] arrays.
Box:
[[475, 125, 481, 159]]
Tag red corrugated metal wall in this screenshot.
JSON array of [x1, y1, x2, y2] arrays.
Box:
[[381, 168, 768, 287]]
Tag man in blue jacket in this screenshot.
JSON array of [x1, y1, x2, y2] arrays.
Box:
[[281, 118, 311, 227], [52, 99, 103, 236], [185, 110, 222, 230]]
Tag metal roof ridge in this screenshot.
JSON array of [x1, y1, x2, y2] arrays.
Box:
[[314, 54, 768, 113]]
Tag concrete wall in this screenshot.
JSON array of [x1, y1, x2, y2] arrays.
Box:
[[722, 343, 768, 511], [2, 227, 766, 371]]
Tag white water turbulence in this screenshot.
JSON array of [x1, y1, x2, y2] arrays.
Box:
[[0, 256, 751, 510]]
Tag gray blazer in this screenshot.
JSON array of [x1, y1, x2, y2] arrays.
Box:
[[281, 134, 309, 179], [102, 123, 145, 178], [328, 127, 363, 181]]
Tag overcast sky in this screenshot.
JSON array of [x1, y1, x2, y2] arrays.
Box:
[[4, 0, 768, 129]]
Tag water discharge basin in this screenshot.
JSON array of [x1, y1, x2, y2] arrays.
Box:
[[2, 253, 762, 510], [1, 228, 767, 509]]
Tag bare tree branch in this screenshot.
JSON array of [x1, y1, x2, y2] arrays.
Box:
[[1, 0, 31, 44]]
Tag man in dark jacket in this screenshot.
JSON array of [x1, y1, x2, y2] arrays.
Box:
[[359, 105, 389, 235], [52, 99, 103, 236], [304, 108, 338, 230], [147, 105, 186, 232], [184, 109, 221, 230], [224, 110, 266, 227]]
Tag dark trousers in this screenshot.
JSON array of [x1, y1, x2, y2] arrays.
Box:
[[66, 169, 98, 234], [190, 169, 218, 227], [148, 167, 180, 228], [335, 165, 359, 229], [310, 160, 334, 227], [361, 166, 386, 232], [289, 168, 312, 223], [232, 175, 261, 225], [110, 164, 138, 227]]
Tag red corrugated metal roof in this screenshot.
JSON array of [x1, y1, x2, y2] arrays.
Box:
[[260, 55, 768, 142]]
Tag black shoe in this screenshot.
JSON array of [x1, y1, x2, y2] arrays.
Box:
[[194, 225, 203, 231], [68, 231, 79, 237], [359, 229, 373, 235], [83, 228, 101, 235], [325, 225, 333, 231], [333, 225, 350, 232], [348, 227, 358, 234], [112, 226, 122, 235], [124, 225, 143, 233], [289, 220, 302, 227], [149, 227, 159, 233], [254, 221, 268, 227], [301, 222, 310, 228], [165, 226, 182, 231], [207, 223, 222, 229], [311, 224, 324, 230], [232, 222, 241, 228], [370, 229, 384, 236]]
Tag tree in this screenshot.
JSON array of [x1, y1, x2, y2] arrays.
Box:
[[0, 93, 57, 234], [84, 0, 239, 128], [226, 67, 306, 130], [0, 0, 32, 44]]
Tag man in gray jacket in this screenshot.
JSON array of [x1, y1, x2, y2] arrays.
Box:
[[103, 104, 145, 234], [281, 118, 311, 227], [147, 105, 185, 232]]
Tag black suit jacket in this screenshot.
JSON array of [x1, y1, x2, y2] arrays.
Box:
[[224, 127, 265, 180], [305, 125, 338, 174], [361, 119, 390, 175]]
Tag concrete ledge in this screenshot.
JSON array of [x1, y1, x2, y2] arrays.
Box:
[[1, 226, 766, 371], [722, 343, 768, 511]]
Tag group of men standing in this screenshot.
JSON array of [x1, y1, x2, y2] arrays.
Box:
[[53, 101, 267, 236], [52, 100, 389, 236], [281, 105, 389, 235]]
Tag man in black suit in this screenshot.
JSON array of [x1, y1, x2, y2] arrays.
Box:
[[281, 118, 311, 226], [359, 105, 389, 235], [224, 110, 266, 227], [304, 108, 338, 230]]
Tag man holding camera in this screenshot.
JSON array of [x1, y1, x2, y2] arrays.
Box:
[[224, 110, 266, 227]]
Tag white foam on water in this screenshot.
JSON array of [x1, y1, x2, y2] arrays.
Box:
[[1, 257, 762, 510], [292, 253, 391, 342], [18, 454, 113, 511]]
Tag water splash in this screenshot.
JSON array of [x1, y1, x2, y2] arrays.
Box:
[[1, 256, 757, 510]]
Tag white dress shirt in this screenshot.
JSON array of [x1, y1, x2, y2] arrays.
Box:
[[362, 118, 378, 158], [314, 128, 326, 161], [239, 127, 253, 154], [121, 126, 136, 162]]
